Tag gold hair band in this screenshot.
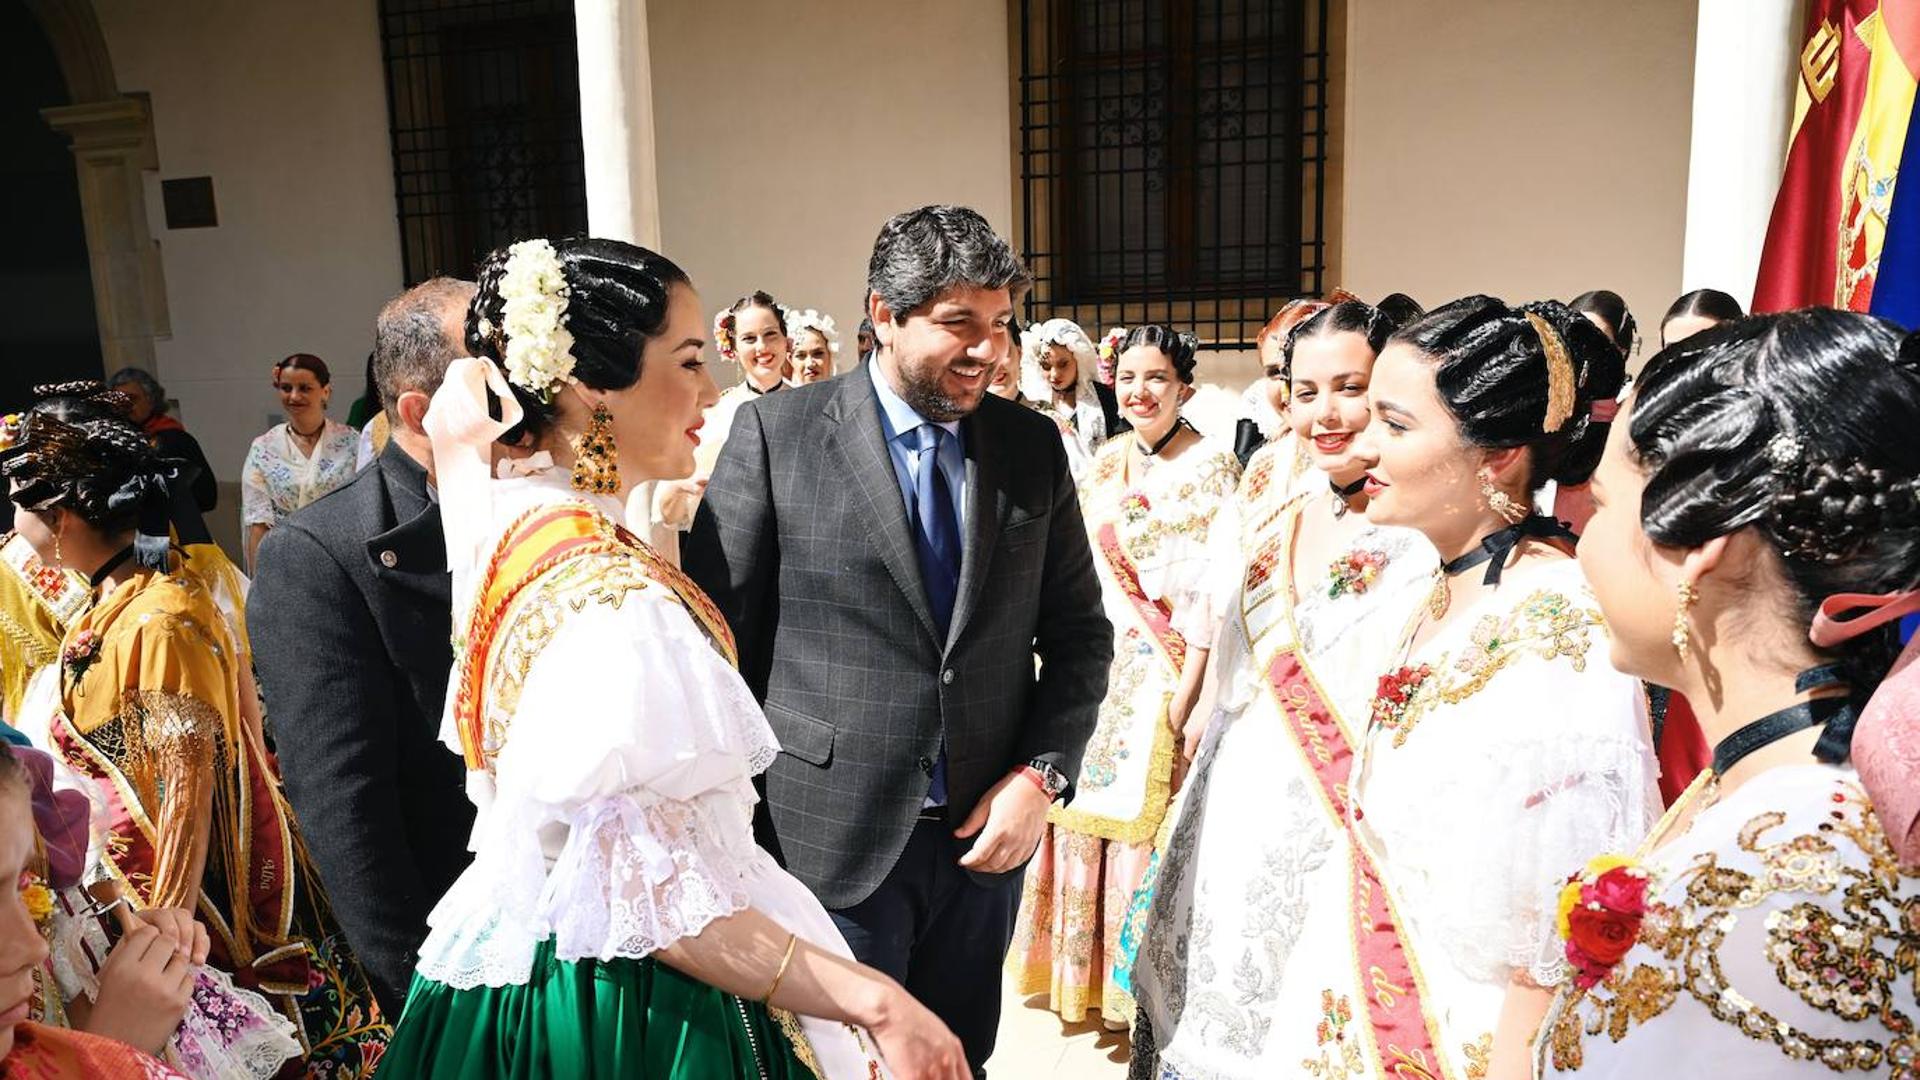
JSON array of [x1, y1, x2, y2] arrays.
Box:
[[1525, 311, 1576, 434], [761, 932, 799, 1004]]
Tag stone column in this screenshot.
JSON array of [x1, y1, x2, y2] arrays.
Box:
[[575, 0, 662, 249], [1681, 0, 1803, 311], [41, 95, 167, 375]]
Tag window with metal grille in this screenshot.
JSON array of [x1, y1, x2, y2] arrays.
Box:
[[378, 0, 588, 285], [1015, 0, 1329, 347]]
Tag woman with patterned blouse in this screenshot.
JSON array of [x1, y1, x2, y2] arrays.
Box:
[[1536, 309, 1920, 1078], [1125, 299, 1437, 1078], [1345, 297, 1657, 1080], [1, 389, 387, 1075], [1007, 325, 1241, 1027], [239, 354, 359, 570]]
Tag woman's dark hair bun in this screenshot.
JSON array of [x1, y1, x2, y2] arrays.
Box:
[[466, 237, 690, 441], [1389, 295, 1624, 490], [1121, 324, 1200, 383], [1628, 308, 1920, 698]]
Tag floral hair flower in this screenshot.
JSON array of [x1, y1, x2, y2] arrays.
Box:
[[713, 309, 737, 362], [0, 414, 22, 453], [1096, 327, 1128, 386], [20, 873, 52, 927], [496, 239, 575, 403], [785, 309, 841, 355], [1558, 853, 1653, 989]]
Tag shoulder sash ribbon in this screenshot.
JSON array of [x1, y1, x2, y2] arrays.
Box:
[[453, 503, 738, 772]]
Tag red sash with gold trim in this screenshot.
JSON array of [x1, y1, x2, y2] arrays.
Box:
[[1266, 649, 1457, 1080], [1095, 521, 1187, 674], [454, 504, 738, 772]]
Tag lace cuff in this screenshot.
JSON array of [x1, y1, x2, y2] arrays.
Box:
[[541, 795, 758, 964]]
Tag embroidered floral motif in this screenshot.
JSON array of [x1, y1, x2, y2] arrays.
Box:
[[1547, 781, 1919, 1076], [1326, 548, 1388, 600], [1121, 490, 1152, 524], [1380, 589, 1599, 750], [1368, 664, 1431, 745], [1303, 990, 1366, 1078], [1075, 634, 1150, 792]]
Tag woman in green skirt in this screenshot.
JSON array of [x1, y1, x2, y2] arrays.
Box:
[[377, 238, 967, 1079]]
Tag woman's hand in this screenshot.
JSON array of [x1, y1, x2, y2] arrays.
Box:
[[84, 923, 194, 1055], [868, 984, 970, 1080], [132, 907, 210, 965]]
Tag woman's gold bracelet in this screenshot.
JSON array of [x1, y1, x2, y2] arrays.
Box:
[[761, 932, 799, 1004]]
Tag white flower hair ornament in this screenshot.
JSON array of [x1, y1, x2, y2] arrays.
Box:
[[786, 308, 841, 355], [490, 239, 576, 404]]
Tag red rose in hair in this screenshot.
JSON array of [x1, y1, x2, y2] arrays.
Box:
[[1566, 904, 1638, 968]]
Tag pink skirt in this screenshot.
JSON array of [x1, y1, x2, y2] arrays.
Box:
[[1006, 822, 1153, 1026]]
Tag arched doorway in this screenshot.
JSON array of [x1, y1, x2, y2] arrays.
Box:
[[1, 0, 101, 408]]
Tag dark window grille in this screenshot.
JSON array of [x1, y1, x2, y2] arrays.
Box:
[[378, 0, 588, 285], [1015, 0, 1328, 347]]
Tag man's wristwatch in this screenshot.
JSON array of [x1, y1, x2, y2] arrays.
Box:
[[1021, 759, 1070, 802]]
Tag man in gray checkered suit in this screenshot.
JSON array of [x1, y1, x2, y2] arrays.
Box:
[[687, 206, 1110, 1074]]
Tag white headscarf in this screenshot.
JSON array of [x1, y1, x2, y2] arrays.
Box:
[[1018, 318, 1107, 456]]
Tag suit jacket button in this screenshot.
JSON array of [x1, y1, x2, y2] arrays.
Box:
[[917, 755, 934, 775], [379, 550, 399, 568], [941, 668, 955, 686]]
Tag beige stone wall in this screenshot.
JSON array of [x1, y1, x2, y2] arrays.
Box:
[[1338, 0, 1699, 353], [89, 0, 400, 540], [646, 0, 1016, 381]]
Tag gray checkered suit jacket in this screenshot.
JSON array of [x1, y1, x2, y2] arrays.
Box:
[[686, 368, 1111, 909]]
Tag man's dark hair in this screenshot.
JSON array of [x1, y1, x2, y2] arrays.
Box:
[[867, 205, 1030, 321], [374, 277, 476, 407]]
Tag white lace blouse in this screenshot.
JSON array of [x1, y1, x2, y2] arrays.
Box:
[[414, 471, 868, 1022], [1351, 559, 1661, 1065]]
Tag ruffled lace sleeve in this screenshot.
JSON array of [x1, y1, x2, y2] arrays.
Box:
[[420, 578, 783, 987]]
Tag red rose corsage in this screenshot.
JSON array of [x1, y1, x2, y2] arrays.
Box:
[[1369, 663, 1431, 743], [1557, 853, 1652, 989]]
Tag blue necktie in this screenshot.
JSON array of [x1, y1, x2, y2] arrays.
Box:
[[906, 423, 961, 804]]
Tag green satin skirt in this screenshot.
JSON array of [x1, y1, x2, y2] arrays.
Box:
[[377, 941, 816, 1079]]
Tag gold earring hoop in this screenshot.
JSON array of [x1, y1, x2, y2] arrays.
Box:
[[1672, 581, 1699, 662], [570, 402, 620, 495], [1480, 475, 1526, 524]]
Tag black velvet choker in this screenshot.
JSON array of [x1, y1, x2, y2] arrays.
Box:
[[1440, 516, 1576, 587], [1710, 665, 1859, 776], [89, 545, 136, 589]]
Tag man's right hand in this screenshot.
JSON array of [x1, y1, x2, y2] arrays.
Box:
[[85, 923, 194, 1055]]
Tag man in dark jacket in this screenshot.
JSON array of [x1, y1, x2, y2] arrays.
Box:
[[688, 206, 1110, 1073], [248, 278, 475, 1013]]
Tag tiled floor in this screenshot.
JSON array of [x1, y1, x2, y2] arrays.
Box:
[[985, 976, 1131, 1079]]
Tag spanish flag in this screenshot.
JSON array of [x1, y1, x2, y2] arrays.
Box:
[[1754, 0, 1920, 312]]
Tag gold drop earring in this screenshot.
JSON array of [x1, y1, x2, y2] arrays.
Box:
[[1479, 474, 1526, 525], [1671, 581, 1699, 662], [570, 402, 621, 495]]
